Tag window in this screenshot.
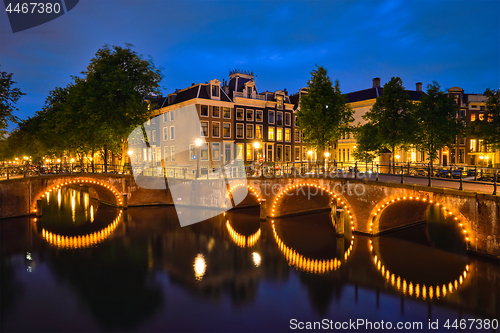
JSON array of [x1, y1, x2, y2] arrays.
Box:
[[460, 110, 466, 118], [479, 114, 484, 121], [246, 124, 254, 139], [277, 96, 283, 110], [246, 143, 253, 161], [459, 137, 465, 145], [223, 107, 231, 118], [480, 106, 485, 111], [212, 85, 219, 97], [212, 143, 220, 161], [276, 145, 283, 162], [212, 106, 220, 117], [164, 146, 169, 162], [200, 143, 209, 161], [201, 105, 209, 117], [294, 146, 300, 161], [189, 144, 195, 161], [152, 130, 157, 142], [170, 126, 175, 140], [450, 148, 456, 164], [470, 139, 476, 152], [459, 148, 465, 164], [294, 115, 298, 127], [223, 123, 231, 138], [236, 143, 244, 160], [277, 111, 283, 126], [171, 146, 175, 162], [285, 128, 291, 142], [163, 113, 168, 122], [303, 148, 308, 161], [163, 127, 168, 141], [201, 122, 209, 137], [470, 114, 476, 121], [212, 122, 220, 138], [236, 124, 244, 139], [285, 145, 291, 162], [256, 125, 263, 139], [247, 86, 252, 98], [170, 111, 174, 121], [294, 129, 300, 142], [277, 128, 283, 141], [268, 110, 275, 124], [256, 110, 263, 122], [285, 113, 291, 126], [268, 127, 275, 141], [246, 109, 254, 121], [236, 108, 244, 120]]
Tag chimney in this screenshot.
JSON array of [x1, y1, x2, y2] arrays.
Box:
[[416, 82, 422, 92], [373, 77, 381, 88]]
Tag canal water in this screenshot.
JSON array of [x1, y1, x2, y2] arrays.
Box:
[[1, 186, 499, 332]]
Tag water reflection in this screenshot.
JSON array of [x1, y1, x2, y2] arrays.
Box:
[[0, 199, 498, 332]]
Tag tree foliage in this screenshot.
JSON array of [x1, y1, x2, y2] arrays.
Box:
[[356, 77, 416, 163], [0, 67, 25, 139], [414, 81, 461, 167], [297, 66, 353, 156]]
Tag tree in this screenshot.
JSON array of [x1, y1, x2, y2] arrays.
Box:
[[414, 81, 461, 171], [360, 77, 416, 170], [0, 67, 25, 139], [296, 66, 353, 158], [353, 122, 379, 162], [470, 88, 500, 150], [76, 44, 163, 167]]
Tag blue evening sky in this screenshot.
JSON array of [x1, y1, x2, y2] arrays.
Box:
[[1, 0, 499, 131]]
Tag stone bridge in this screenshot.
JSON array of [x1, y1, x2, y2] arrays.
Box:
[[0, 174, 498, 258]]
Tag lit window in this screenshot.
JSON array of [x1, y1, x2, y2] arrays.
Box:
[[200, 143, 209, 161], [256, 125, 263, 139], [479, 114, 484, 121], [277, 128, 283, 141], [268, 127, 275, 141], [285, 128, 291, 142], [236, 143, 244, 160], [277, 96, 283, 110], [246, 144, 254, 161], [223, 107, 231, 118], [470, 114, 476, 121], [294, 146, 300, 161]]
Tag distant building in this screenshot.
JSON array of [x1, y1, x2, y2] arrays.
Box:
[[146, 70, 306, 169]]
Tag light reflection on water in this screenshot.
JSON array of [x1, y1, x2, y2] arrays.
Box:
[[0, 196, 498, 332]]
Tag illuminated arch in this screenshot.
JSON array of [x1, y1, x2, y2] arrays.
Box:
[[33, 178, 123, 214], [272, 220, 354, 274], [226, 220, 261, 248], [369, 196, 472, 245], [224, 183, 261, 209], [41, 210, 123, 249], [270, 183, 357, 231], [369, 238, 470, 300]]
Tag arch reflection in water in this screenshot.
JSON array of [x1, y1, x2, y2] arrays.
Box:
[[272, 219, 354, 274], [370, 236, 470, 301], [42, 210, 122, 249], [226, 220, 261, 248]]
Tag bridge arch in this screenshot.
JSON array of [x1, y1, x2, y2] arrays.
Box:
[[269, 183, 358, 231], [32, 178, 123, 214], [369, 195, 473, 248], [271, 219, 354, 273], [226, 183, 261, 208]]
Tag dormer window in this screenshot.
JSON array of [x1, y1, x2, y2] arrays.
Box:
[[212, 85, 219, 97], [277, 95, 283, 110], [209, 79, 221, 100], [247, 86, 252, 98]]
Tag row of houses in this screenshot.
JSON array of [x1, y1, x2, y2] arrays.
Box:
[[131, 70, 497, 169]]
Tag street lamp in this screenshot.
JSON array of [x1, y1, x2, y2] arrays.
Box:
[[195, 138, 202, 179]]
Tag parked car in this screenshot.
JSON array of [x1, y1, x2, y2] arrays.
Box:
[[466, 169, 477, 178], [436, 169, 451, 178], [410, 168, 428, 177], [451, 169, 464, 179]]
